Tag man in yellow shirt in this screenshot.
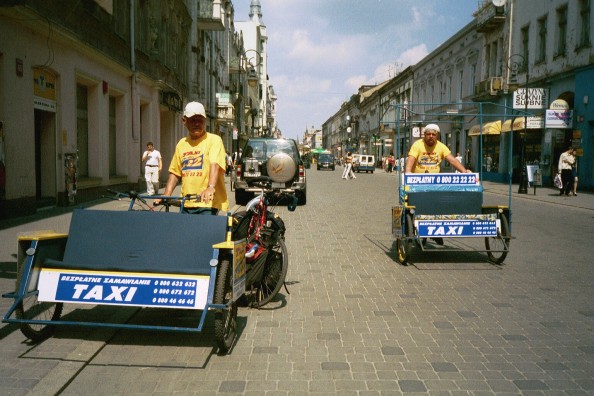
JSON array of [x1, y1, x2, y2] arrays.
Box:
[[156, 101, 229, 214], [405, 124, 470, 174]]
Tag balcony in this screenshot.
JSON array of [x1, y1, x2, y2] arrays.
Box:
[[198, 0, 225, 31], [217, 103, 235, 123], [474, 1, 506, 33], [473, 77, 503, 101]]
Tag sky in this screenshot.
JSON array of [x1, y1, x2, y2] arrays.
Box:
[[233, 0, 482, 142]]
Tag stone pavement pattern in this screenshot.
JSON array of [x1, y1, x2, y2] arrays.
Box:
[[0, 168, 592, 395]]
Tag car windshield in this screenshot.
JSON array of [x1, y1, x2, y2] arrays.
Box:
[[319, 154, 332, 162], [243, 139, 297, 161]]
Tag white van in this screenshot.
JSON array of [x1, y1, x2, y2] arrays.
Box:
[[352, 154, 375, 173]]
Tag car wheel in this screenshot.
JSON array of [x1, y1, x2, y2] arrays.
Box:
[[234, 189, 251, 206]]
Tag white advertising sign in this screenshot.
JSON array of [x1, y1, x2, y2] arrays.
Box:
[[545, 110, 573, 129], [513, 88, 548, 109]]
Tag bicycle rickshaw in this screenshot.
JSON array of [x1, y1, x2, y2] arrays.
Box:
[[2, 193, 243, 354], [390, 102, 520, 265]]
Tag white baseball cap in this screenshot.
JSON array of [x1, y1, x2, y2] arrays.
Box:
[[424, 123, 440, 133], [184, 101, 206, 118]]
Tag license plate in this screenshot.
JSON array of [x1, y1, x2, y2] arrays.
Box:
[[272, 182, 285, 188], [245, 172, 261, 177]]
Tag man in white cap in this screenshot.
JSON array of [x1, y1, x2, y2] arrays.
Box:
[[156, 101, 228, 214], [405, 123, 470, 174]]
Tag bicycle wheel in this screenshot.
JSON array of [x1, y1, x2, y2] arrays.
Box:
[[15, 263, 63, 342], [396, 213, 415, 266], [485, 213, 510, 264], [249, 238, 288, 308], [213, 258, 237, 354]]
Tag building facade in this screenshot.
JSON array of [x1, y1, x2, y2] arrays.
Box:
[[0, 0, 260, 219]]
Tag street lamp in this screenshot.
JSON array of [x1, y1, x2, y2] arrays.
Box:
[[507, 54, 529, 194]]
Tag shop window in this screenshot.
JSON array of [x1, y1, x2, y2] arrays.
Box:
[[482, 135, 499, 172]]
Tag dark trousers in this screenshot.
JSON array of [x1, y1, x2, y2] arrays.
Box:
[[560, 169, 573, 195]]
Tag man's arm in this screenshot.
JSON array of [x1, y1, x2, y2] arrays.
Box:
[[201, 163, 223, 203], [445, 154, 470, 173], [152, 173, 179, 205]]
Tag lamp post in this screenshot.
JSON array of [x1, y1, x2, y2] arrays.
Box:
[[508, 54, 529, 194], [245, 49, 262, 137]]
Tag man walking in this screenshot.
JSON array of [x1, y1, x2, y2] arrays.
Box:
[[142, 142, 162, 195]]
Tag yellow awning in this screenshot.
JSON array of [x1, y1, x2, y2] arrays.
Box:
[[468, 120, 501, 136], [501, 119, 512, 132]]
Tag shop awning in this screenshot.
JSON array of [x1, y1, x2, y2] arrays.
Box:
[[468, 120, 501, 136]]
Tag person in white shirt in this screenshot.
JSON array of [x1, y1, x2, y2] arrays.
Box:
[[141, 142, 162, 195], [454, 152, 464, 173], [557, 147, 575, 196]]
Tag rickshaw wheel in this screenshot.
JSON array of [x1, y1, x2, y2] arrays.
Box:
[[214, 258, 237, 354], [396, 214, 415, 265], [15, 263, 63, 342], [249, 238, 288, 308], [485, 213, 510, 264]]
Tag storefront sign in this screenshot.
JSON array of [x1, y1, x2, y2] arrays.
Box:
[[550, 99, 569, 110], [545, 110, 573, 129], [513, 88, 548, 109], [33, 67, 57, 112], [511, 116, 544, 130], [161, 91, 182, 112]]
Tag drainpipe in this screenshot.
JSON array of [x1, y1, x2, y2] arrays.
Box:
[[130, 0, 139, 141]]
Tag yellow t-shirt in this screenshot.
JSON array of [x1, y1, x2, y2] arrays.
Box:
[[169, 133, 229, 210], [408, 139, 451, 173]]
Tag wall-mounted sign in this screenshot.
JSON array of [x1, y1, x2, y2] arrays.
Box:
[[33, 67, 57, 112], [161, 91, 182, 112], [513, 88, 548, 109], [545, 110, 573, 129], [549, 99, 569, 110]]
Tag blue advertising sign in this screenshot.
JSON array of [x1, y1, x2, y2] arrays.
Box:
[[405, 173, 479, 185], [415, 219, 498, 237], [38, 269, 210, 309]]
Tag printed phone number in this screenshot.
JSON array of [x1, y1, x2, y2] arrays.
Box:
[[153, 280, 196, 287], [152, 297, 195, 305], [435, 175, 477, 184], [153, 288, 195, 296]]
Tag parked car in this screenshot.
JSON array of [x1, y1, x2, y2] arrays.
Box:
[[317, 153, 335, 171], [352, 154, 375, 173], [234, 137, 307, 205]]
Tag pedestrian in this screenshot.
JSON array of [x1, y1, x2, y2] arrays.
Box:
[[572, 155, 578, 196], [399, 156, 405, 173], [387, 154, 395, 173], [557, 147, 575, 196], [141, 141, 162, 195], [405, 124, 470, 174], [226, 152, 233, 176], [454, 152, 464, 173], [154, 101, 229, 214], [342, 151, 356, 180]]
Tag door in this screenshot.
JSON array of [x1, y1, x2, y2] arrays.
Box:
[[34, 109, 57, 205]]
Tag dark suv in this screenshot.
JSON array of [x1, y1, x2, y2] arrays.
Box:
[[317, 153, 335, 170], [234, 138, 307, 205]]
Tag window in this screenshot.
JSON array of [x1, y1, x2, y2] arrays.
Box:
[[578, 0, 591, 48], [469, 64, 476, 96], [109, 96, 116, 176], [555, 5, 568, 57], [521, 25, 529, 72], [76, 84, 89, 177], [537, 16, 547, 63], [458, 69, 464, 101]]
